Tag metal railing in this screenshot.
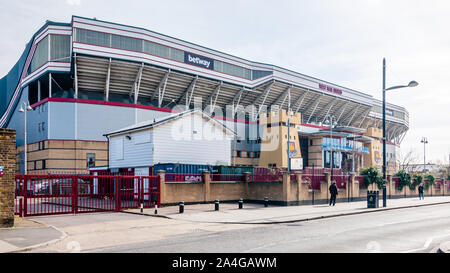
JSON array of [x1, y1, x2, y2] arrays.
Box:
[[14, 174, 160, 217]]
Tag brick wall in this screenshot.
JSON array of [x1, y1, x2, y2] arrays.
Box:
[[0, 129, 16, 227]]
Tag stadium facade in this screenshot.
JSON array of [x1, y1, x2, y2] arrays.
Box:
[[0, 16, 408, 174]]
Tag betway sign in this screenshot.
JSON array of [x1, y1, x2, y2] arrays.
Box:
[[184, 52, 214, 70]]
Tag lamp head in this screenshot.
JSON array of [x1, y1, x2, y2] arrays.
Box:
[[408, 81, 418, 88], [26, 105, 32, 111], [19, 106, 24, 113]]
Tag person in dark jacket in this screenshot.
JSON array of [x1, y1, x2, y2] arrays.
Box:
[[329, 181, 338, 206], [418, 183, 424, 200]]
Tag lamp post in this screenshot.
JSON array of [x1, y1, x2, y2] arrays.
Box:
[[18, 101, 33, 175], [382, 58, 418, 207], [324, 115, 337, 184], [287, 89, 292, 172], [420, 137, 428, 173]]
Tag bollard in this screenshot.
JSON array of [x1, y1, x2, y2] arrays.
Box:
[[382, 186, 387, 207], [154, 201, 158, 215], [140, 203, 144, 214], [215, 200, 220, 211], [264, 197, 269, 207], [238, 198, 243, 209], [179, 201, 184, 214]]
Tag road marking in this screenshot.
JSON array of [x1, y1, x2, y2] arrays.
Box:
[[401, 230, 450, 253]]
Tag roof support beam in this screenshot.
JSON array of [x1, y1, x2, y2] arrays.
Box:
[[255, 81, 274, 114], [294, 91, 308, 114], [74, 53, 78, 99], [129, 63, 144, 103], [152, 69, 171, 107], [104, 58, 111, 101], [357, 109, 371, 128], [233, 87, 245, 115], [335, 102, 350, 125], [175, 76, 198, 109], [205, 81, 222, 111], [306, 95, 322, 124], [270, 86, 291, 109], [321, 99, 337, 123], [346, 105, 361, 126]]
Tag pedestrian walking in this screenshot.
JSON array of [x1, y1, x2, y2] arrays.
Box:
[[418, 183, 424, 200], [329, 181, 338, 206]]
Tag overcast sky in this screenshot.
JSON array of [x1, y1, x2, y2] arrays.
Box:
[[0, 0, 449, 164]]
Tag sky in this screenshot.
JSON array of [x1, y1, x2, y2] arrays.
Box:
[[0, 0, 449, 164]]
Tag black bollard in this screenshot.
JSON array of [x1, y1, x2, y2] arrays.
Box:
[[238, 198, 243, 209], [154, 201, 158, 215], [140, 203, 144, 214], [215, 200, 220, 211], [382, 186, 387, 207], [264, 197, 269, 207], [179, 201, 184, 214]]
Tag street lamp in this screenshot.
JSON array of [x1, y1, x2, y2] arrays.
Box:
[[420, 137, 428, 173], [382, 58, 418, 207], [18, 101, 32, 175], [324, 115, 337, 184], [287, 89, 292, 172]]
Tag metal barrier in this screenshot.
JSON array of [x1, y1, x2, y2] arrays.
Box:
[[14, 174, 160, 217]]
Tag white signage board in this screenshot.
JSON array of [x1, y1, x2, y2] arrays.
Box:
[[290, 158, 303, 170]]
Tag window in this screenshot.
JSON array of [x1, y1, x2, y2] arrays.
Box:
[[111, 34, 142, 52], [111, 137, 124, 160], [236, 151, 242, 158], [87, 153, 95, 168], [30, 36, 49, 72], [76, 28, 110, 47], [247, 152, 253, 158], [50, 35, 71, 62], [42, 160, 46, 170]]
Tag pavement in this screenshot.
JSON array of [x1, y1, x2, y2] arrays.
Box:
[[4, 195, 450, 253], [0, 216, 66, 253], [126, 195, 450, 224]]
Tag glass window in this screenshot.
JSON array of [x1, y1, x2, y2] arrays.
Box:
[[111, 34, 142, 52], [50, 35, 71, 62], [31, 36, 49, 72], [76, 28, 110, 47], [87, 153, 95, 168]]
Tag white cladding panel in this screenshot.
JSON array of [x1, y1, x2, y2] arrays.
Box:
[[109, 130, 154, 168], [153, 114, 232, 165]]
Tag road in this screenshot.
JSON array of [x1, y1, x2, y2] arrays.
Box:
[[84, 203, 450, 253]]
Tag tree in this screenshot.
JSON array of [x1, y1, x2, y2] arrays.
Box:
[[411, 173, 423, 190], [394, 170, 412, 191], [424, 174, 435, 190], [360, 166, 383, 189], [397, 148, 420, 172]]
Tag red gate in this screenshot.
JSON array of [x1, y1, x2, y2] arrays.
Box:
[[14, 174, 160, 217]]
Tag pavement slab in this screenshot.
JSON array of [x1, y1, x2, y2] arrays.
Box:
[[0, 217, 65, 253]]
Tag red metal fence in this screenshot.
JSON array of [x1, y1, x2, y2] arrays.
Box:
[[14, 174, 160, 217]]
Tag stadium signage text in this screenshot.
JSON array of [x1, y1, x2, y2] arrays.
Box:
[[319, 83, 343, 95], [184, 52, 214, 70]]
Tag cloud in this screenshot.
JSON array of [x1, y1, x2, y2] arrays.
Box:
[[66, 0, 81, 6]]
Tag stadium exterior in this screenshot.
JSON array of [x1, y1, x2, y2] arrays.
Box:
[[0, 16, 409, 174]]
